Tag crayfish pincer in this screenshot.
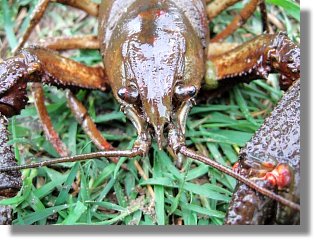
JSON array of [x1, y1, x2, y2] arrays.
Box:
[[225, 80, 300, 225], [0, 0, 300, 225]]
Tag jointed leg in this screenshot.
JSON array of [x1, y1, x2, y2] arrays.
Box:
[[210, 0, 260, 42], [31, 82, 128, 168], [30, 35, 100, 135], [65, 90, 128, 167], [207, 42, 239, 58], [13, 0, 50, 54], [24, 40, 119, 165], [14, 13, 102, 158], [259, 0, 269, 33], [1, 46, 109, 157], [65, 90, 113, 152], [1, 46, 108, 95], [13, 0, 99, 53], [11, 0, 100, 157], [20, 35, 100, 158], [56, 0, 99, 17], [206, 0, 242, 21], [9, 0, 124, 167], [0, 47, 107, 129], [206, 33, 300, 94], [36, 35, 99, 51], [31, 83, 69, 157]]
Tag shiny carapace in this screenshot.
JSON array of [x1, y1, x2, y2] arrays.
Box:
[[99, 0, 209, 149]]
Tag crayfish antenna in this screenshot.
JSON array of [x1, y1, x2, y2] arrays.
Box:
[[179, 145, 300, 211], [0, 149, 142, 173]]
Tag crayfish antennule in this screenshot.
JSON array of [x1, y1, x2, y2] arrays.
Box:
[[157, 135, 163, 150], [155, 124, 165, 150]]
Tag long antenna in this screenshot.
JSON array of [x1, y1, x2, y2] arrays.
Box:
[[0, 149, 141, 172], [0, 145, 300, 211], [179, 146, 300, 211]]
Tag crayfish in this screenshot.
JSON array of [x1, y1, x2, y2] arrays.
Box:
[[0, 0, 300, 225]]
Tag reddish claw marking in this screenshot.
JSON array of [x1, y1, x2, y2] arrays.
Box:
[[264, 163, 292, 189], [232, 160, 292, 190], [261, 161, 276, 170]]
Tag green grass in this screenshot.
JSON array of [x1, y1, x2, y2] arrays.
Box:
[[0, 0, 300, 225]]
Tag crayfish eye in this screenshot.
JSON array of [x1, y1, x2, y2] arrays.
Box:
[[117, 86, 139, 104], [174, 85, 196, 101]]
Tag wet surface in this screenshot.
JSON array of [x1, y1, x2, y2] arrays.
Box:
[[208, 33, 300, 91], [225, 180, 276, 225], [0, 55, 29, 97], [0, 47, 109, 117], [0, 0, 301, 225], [0, 198, 13, 225], [0, 114, 22, 194], [99, 0, 207, 146], [225, 80, 300, 225]]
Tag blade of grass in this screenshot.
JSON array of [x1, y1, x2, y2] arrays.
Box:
[[233, 86, 259, 127], [154, 148, 165, 225], [63, 201, 87, 224], [181, 203, 225, 219], [18, 204, 72, 225], [1, 0, 18, 50], [266, 0, 300, 21], [55, 162, 80, 205]]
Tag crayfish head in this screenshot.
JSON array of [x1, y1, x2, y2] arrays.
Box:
[[118, 29, 197, 149], [113, 9, 205, 150]]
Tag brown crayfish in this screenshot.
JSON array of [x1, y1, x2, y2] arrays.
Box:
[[0, 0, 300, 225]]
